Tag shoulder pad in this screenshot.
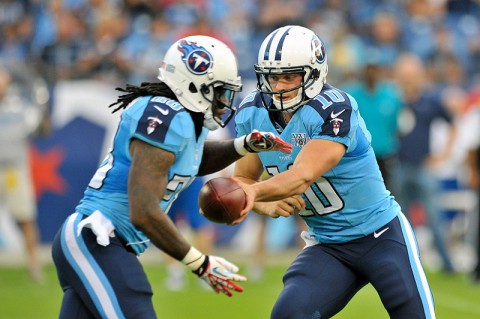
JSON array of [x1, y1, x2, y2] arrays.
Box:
[[135, 97, 189, 144], [306, 86, 354, 138], [238, 90, 264, 110]]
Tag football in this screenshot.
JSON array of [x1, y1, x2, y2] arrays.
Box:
[[198, 177, 246, 225]]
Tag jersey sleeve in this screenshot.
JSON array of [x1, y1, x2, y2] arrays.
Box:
[[304, 88, 358, 151], [132, 98, 193, 155]]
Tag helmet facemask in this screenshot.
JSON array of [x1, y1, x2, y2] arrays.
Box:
[[255, 65, 319, 113], [200, 81, 241, 130]]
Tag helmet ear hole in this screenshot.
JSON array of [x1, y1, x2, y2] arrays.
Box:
[[189, 82, 198, 93], [200, 84, 210, 94]]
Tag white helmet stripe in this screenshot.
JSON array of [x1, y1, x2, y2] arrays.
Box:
[[273, 26, 293, 61], [263, 29, 280, 60]]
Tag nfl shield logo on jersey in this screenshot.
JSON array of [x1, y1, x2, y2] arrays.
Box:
[[292, 133, 309, 148]]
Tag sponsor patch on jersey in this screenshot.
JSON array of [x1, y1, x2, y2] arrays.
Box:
[[292, 133, 310, 148], [177, 40, 213, 75]]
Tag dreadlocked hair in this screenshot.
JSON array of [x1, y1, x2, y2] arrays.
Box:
[[108, 82, 178, 113]]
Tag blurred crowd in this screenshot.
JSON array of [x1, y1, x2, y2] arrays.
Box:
[[1, 0, 480, 280], [0, 0, 478, 86]]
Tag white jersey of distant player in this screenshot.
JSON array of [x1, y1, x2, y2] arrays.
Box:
[[76, 96, 208, 254], [235, 83, 400, 244]]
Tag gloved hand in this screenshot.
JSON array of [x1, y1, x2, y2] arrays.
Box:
[[235, 130, 293, 155], [182, 247, 247, 297], [193, 255, 247, 297]]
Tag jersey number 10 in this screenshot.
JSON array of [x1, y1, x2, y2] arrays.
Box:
[[265, 166, 344, 217]]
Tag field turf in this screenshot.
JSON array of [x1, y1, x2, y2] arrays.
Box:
[[1, 262, 480, 318]]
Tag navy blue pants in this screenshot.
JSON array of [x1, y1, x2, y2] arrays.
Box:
[[52, 213, 156, 319], [271, 214, 435, 319]]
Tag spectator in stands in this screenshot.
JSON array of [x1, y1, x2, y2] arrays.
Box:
[[342, 48, 404, 194], [464, 85, 480, 282], [76, 11, 132, 84], [394, 53, 457, 273], [0, 66, 45, 282], [39, 9, 88, 83], [366, 10, 403, 74], [129, 12, 175, 82]]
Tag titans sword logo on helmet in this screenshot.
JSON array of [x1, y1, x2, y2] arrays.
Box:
[[177, 40, 213, 75]]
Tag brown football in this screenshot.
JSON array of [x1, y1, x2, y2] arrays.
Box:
[[198, 177, 246, 225]]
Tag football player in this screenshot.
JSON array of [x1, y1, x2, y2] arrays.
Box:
[[51, 35, 292, 318], [233, 25, 436, 319]]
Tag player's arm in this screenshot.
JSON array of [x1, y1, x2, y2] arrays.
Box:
[[233, 152, 264, 184], [128, 139, 246, 296], [198, 130, 293, 176], [198, 139, 243, 176], [232, 153, 304, 221], [128, 138, 193, 260], [240, 139, 345, 214]]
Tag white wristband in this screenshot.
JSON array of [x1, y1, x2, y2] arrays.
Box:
[[234, 136, 248, 156], [182, 246, 206, 271]]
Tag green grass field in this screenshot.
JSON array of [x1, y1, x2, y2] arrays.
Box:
[[1, 262, 480, 319]]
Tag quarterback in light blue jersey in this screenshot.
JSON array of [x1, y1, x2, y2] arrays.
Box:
[[51, 36, 292, 319], [233, 26, 436, 319]]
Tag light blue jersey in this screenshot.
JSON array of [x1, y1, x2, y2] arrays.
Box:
[[76, 96, 209, 254], [236, 84, 400, 243]]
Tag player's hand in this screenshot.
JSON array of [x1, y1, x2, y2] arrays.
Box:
[[253, 195, 305, 218], [244, 130, 293, 154], [193, 255, 247, 297]]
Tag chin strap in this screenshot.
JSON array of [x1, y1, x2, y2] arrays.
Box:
[[203, 109, 220, 131]]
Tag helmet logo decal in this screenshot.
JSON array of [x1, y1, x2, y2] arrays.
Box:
[[177, 40, 213, 75], [312, 36, 326, 64]]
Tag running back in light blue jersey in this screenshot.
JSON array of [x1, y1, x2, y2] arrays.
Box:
[[235, 84, 400, 244], [76, 96, 208, 254]]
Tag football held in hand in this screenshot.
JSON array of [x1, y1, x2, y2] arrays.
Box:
[[198, 177, 246, 224]]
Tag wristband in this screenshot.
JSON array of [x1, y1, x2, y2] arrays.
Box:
[[182, 246, 206, 272], [234, 136, 248, 156]]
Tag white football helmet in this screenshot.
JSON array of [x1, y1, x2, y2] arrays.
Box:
[[158, 35, 242, 130], [255, 25, 328, 112]]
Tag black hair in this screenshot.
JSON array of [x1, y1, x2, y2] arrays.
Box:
[[108, 82, 177, 113]]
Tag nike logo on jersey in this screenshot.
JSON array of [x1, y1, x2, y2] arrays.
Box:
[[153, 105, 169, 115], [330, 109, 346, 119], [373, 227, 390, 238]]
